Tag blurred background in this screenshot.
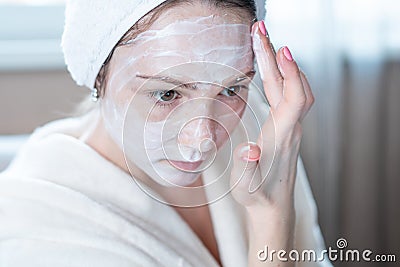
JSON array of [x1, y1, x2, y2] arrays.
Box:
[[0, 0, 399, 266]]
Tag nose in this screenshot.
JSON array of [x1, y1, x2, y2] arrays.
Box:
[[178, 118, 216, 161], [179, 118, 215, 148]]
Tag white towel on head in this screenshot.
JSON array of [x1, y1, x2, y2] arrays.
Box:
[[62, 0, 170, 89], [61, 0, 267, 90]]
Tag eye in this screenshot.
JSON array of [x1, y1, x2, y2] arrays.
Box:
[[219, 85, 247, 97], [152, 90, 180, 102]]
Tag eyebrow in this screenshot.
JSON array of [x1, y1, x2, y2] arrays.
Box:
[[136, 74, 195, 90], [232, 70, 256, 83], [136, 70, 256, 90]]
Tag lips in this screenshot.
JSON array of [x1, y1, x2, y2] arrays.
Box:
[[169, 160, 204, 171]]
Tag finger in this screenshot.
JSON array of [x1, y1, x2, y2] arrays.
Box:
[[230, 142, 264, 207], [251, 21, 283, 109], [299, 70, 315, 121], [276, 46, 306, 121]]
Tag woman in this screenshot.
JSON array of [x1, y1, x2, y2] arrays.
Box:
[[0, 0, 331, 266]]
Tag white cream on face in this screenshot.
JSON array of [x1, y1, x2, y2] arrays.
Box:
[[101, 16, 254, 187], [108, 16, 253, 87]]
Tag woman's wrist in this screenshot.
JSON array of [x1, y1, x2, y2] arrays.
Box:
[[247, 201, 295, 235], [246, 207, 295, 266]]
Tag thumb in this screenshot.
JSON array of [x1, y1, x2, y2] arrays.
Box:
[[230, 142, 263, 207]]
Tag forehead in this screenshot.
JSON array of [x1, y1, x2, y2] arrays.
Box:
[[149, 2, 250, 29], [109, 16, 254, 85]]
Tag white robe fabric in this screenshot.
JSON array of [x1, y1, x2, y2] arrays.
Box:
[[0, 88, 332, 267]]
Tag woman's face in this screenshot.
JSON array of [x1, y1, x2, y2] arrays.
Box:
[[101, 3, 255, 186]]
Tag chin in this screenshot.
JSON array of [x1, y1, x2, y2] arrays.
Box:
[[170, 173, 202, 187], [149, 162, 202, 187], [153, 173, 202, 187]]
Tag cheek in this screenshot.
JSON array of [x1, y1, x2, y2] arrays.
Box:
[[214, 95, 248, 148], [144, 98, 183, 122], [103, 72, 138, 110], [214, 114, 243, 149], [103, 82, 157, 122], [230, 100, 247, 116]]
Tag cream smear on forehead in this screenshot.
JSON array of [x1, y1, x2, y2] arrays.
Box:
[[101, 16, 253, 187], [108, 15, 253, 94]]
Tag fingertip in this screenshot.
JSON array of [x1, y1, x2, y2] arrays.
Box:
[[259, 20, 267, 36], [283, 46, 294, 61], [251, 22, 258, 37], [277, 46, 300, 78], [239, 142, 261, 162], [231, 143, 261, 191]]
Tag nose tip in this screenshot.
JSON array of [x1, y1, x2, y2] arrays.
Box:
[[199, 138, 214, 152], [178, 118, 215, 146]]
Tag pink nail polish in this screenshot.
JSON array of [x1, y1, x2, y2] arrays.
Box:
[[240, 142, 261, 162], [259, 20, 267, 36], [283, 46, 293, 61]]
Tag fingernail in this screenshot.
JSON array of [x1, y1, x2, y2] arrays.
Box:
[[283, 46, 293, 61], [259, 20, 267, 36], [240, 142, 260, 162]]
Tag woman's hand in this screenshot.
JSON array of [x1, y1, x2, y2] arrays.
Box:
[[230, 21, 315, 266]]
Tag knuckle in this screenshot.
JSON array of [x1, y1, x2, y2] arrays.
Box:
[[286, 92, 306, 111], [304, 95, 315, 110], [295, 94, 307, 109], [273, 73, 284, 85], [308, 94, 315, 105]]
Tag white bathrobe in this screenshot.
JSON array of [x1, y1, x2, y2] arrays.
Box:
[[0, 88, 332, 267]]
